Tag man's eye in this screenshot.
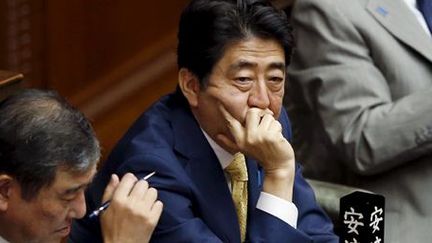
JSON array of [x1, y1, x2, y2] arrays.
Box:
[[269, 76, 284, 82], [63, 197, 75, 202], [235, 77, 252, 82], [62, 192, 80, 202]]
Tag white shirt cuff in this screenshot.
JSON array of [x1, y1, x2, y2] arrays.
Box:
[[256, 192, 298, 228]]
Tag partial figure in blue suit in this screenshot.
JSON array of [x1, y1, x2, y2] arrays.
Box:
[[70, 0, 338, 242]]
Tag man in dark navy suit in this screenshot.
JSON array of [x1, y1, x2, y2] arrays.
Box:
[[0, 89, 162, 243], [70, 0, 338, 242]]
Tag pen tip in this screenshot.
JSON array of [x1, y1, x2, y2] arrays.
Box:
[[88, 211, 98, 218]]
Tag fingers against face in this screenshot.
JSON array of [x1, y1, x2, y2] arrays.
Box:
[[247, 108, 274, 132], [269, 119, 282, 133], [218, 103, 281, 153], [218, 103, 244, 140], [217, 103, 243, 151], [245, 108, 261, 132]]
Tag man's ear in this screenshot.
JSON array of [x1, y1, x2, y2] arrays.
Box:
[[178, 68, 200, 107], [0, 174, 13, 211]]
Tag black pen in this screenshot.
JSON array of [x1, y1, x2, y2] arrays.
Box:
[[88, 171, 156, 219]]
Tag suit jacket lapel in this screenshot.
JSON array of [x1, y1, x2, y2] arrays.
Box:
[[367, 0, 432, 62], [170, 97, 240, 242]]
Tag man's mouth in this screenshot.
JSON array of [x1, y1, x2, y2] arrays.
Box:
[[54, 224, 71, 237]]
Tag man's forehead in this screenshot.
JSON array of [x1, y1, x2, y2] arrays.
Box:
[[229, 37, 284, 51], [222, 39, 285, 63], [52, 164, 97, 190], [227, 59, 285, 71]]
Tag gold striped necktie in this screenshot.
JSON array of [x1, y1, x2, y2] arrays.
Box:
[[225, 152, 248, 242]]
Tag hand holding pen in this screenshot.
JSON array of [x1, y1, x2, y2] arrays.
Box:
[[89, 171, 157, 218], [99, 172, 163, 243]]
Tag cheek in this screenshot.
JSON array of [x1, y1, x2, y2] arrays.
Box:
[[19, 204, 59, 239], [206, 85, 242, 101], [221, 92, 250, 121], [39, 201, 69, 224], [205, 86, 249, 119], [269, 92, 284, 117]]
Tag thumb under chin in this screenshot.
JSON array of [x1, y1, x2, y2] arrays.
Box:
[[215, 133, 239, 154]]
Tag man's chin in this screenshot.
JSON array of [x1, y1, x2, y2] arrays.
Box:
[[36, 236, 66, 243], [32, 228, 70, 243], [214, 133, 238, 154], [24, 236, 64, 243]]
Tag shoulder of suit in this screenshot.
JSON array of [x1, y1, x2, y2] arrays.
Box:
[[293, 0, 366, 14]]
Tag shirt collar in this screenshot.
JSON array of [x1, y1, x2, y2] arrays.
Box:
[[201, 129, 234, 169], [403, 0, 416, 9]]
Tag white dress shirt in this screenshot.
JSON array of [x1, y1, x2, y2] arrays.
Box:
[[202, 130, 298, 228], [403, 0, 431, 37]]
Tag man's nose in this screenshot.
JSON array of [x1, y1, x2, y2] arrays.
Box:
[[69, 192, 87, 219], [248, 81, 270, 109]]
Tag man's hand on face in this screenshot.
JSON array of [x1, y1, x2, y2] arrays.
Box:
[[216, 104, 295, 201]]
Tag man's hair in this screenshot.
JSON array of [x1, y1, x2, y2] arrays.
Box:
[[0, 89, 100, 201], [177, 0, 293, 86]]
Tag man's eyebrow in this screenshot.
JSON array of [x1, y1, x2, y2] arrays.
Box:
[[62, 184, 88, 195], [227, 61, 286, 73], [61, 175, 96, 195], [268, 62, 286, 72], [227, 60, 257, 72]]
